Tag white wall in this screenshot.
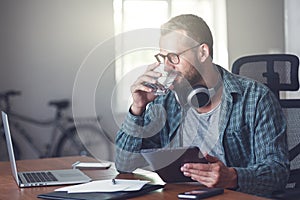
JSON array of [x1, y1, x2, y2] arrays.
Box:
[[227, 0, 285, 67], [285, 0, 300, 58], [0, 0, 115, 160], [285, 0, 300, 98]]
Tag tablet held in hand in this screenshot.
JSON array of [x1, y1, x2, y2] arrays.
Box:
[[141, 146, 207, 183]]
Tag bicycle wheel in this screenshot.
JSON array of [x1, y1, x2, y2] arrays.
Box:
[[55, 124, 113, 160]]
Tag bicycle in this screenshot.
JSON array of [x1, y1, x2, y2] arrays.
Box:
[[0, 90, 114, 161]]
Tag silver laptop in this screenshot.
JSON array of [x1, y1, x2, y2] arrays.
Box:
[[1, 111, 92, 187]]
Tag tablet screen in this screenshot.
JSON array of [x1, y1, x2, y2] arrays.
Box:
[[141, 146, 207, 183]]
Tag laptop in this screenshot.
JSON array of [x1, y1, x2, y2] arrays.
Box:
[[1, 111, 92, 187]]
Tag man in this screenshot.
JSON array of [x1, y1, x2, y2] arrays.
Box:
[[115, 14, 289, 197]]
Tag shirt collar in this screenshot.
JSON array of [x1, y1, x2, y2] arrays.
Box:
[[216, 65, 244, 98]]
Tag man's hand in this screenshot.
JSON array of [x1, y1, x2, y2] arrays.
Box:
[[180, 153, 237, 189], [130, 63, 161, 115]]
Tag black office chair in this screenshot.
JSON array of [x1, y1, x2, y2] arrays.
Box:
[[232, 54, 299, 99], [232, 54, 300, 199]]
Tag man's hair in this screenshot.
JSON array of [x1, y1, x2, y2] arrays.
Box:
[[161, 14, 213, 59]]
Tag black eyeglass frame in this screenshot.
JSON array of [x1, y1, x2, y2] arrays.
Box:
[[154, 43, 203, 64]]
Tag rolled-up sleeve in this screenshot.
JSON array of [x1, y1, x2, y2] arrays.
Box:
[[115, 103, 169, 172]]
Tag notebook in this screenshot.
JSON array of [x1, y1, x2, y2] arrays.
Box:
[[1, 111, 92, 187], [141, 146, 208, 183], [37, 184, 164, 200]]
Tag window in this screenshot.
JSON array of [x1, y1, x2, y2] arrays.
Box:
[[113, 0, 228, 113]]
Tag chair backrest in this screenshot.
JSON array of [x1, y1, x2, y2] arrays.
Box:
[[282, 100, 300, 188], [232, 54, 300, 189], [232, 54, 299, 99]]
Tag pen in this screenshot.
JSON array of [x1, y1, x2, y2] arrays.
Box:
[[112, 179, 116, 185]]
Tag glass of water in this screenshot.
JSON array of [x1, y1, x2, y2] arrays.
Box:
[[143, 64, 179, 95]]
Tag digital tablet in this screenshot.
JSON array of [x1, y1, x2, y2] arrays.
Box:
[[141, 146, 207, 183]]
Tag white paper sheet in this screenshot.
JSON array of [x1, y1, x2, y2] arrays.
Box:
[[55, 179, 150, 193]]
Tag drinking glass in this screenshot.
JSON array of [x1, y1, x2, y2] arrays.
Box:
[[144, 64, 178, 95]]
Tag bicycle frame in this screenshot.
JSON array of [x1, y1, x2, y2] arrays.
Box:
[[5, 110, 74, 158], [0, 90, 114, 161]]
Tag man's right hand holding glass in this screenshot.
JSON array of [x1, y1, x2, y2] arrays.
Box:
[[130, 62, 162, 116]]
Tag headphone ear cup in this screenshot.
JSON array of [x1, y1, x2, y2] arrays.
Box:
[[187, 85, 210, 108]]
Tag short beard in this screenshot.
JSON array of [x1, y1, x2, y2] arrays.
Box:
[[174, 63, 203, 91]]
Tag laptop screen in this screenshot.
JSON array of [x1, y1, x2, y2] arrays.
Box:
[[2, 111, 21, 185]]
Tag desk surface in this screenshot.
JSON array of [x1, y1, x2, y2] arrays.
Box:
[[0, 156, 268, 200]]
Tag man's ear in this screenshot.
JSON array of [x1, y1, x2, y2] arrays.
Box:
[[197, 43, 210, 62]]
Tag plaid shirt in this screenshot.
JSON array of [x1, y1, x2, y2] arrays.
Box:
[[115, 66, 289, 197]]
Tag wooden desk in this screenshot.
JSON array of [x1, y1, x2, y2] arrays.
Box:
[[0, 156, 268, 200]]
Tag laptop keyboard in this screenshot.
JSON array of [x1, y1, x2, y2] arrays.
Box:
[[23, 172, 58, 183]]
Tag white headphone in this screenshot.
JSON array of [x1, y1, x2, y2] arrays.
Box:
[[174, 78, 222, 108]]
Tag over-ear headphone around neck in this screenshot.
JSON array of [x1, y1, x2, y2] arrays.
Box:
[[174, 77, 222, 108]]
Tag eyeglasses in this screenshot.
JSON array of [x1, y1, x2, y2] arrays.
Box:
[[154, 43, 202, 64]]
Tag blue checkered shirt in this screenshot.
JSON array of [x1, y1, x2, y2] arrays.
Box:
[[115, 66, 289, 197]]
